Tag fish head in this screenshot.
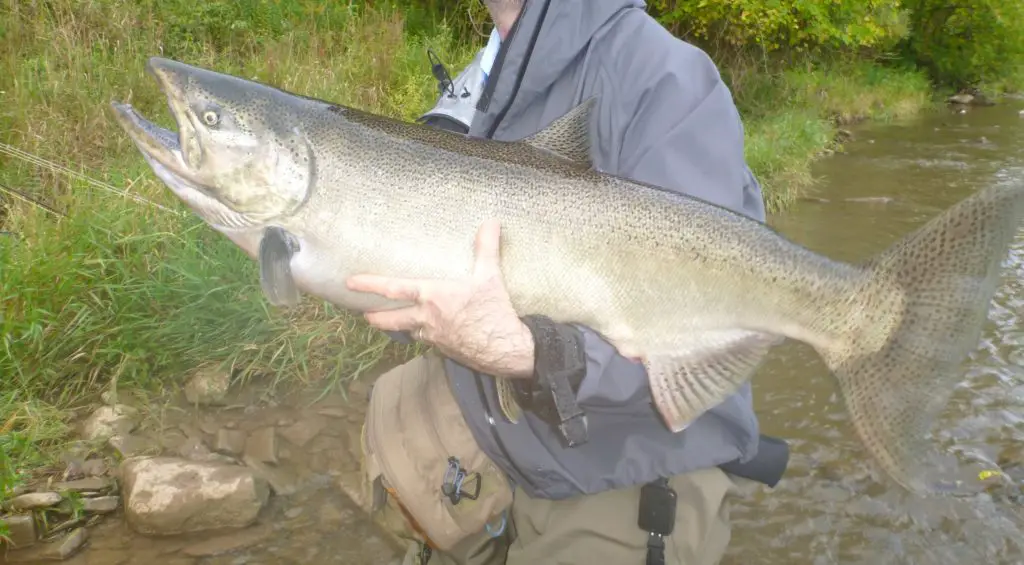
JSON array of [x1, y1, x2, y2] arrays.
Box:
[[111, 57, 314, 225]]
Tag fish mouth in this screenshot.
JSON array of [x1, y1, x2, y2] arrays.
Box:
[[110, 102, 181, 168], [109, 101, 205, 198], [110, 100, 250, 229], [110, 57, 206, 190]]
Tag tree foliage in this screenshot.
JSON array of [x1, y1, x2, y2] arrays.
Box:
[[900, 0, 1024, 88], [646, 0, 1023, 88], [647, 0, 907, 53]]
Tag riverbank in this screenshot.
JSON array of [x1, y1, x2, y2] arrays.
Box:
[[0, 0, 995, 519], [728, 59, 935, 211]]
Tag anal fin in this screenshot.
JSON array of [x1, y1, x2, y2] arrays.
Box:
[[646, 330, 781, 432], [258, 226, 301, 307]]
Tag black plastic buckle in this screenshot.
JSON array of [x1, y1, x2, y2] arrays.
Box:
[[441, 456, 481, 505], [639, 477, 676, 565]]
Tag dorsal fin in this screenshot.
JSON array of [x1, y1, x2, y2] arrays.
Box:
[[520, 97, 597, 166]]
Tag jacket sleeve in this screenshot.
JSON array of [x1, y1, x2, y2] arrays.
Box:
[[573, 29, 765, 414]]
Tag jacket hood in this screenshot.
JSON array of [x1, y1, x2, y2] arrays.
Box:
[[516, 0, 645, 97], [473, 0, 646, 137]]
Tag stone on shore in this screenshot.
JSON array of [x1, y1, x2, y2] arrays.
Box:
[[7, 492, 62, 511], [183, 366, 232, 406], [1, 514, 38, 548], [80, 405, 138, 442], [5, 528, 88, 562], [81, 496, 120, 514], [120, 456, 270, 536], [52, 477, 114, 493]]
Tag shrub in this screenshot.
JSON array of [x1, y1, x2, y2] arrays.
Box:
[[647, 0, 907, 54], [900, 0, 1024, 89]]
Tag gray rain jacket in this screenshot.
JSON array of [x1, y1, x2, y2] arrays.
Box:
[[419, 0, 772, 501]]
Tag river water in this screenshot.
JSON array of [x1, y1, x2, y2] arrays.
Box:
[[726, 100, 1024, 565], [8, 101, 1024, 565]]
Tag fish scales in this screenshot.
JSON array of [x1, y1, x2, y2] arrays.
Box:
[[111, 57, 1024, 497], [296, 103, 857, 350]]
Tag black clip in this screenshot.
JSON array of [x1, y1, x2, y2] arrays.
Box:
[[426, 47, 455, 98], [639, 477, 676, 565], [441, 456, 481, 505]]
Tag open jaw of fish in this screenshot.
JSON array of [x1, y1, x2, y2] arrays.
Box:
[[111, 56, 1024, 498]]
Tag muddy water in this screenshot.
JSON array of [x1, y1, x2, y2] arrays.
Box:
[[726, 100, 1024, 565], [12, 102, 1024, 565]]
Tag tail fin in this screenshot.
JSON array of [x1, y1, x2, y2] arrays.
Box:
[[821, 181, 1024, 495]]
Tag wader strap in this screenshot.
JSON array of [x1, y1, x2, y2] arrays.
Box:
[[512, 315, 588, 447], [646, 532, 665, 565]]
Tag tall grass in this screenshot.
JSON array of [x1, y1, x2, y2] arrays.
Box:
[[0, 0, 471, 496], [0, 0, 936, 498]]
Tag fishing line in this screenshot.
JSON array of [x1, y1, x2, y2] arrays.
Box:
[[0, 142, 184, 216], [0, 181, 65, 217]]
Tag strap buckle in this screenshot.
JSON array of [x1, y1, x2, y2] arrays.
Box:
[[426, 47, 455, 97], [538, 367, 588, 447], [645, 532, 666, 565]]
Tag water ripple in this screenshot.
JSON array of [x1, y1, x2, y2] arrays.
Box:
[[726, 104, 1024, 565]]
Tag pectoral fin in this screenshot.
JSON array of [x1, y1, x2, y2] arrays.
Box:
[[646, 330, 781, 432], [258, 226, 301, 307]]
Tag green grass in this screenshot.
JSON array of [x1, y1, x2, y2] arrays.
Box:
[[0, 0, 461, 501], [0, 0, 940, 502], [0, 391, 72, 501]]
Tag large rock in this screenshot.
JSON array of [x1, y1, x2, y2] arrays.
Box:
[[120, 457, 270, 536]]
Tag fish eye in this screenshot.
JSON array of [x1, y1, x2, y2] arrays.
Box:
[[202, 110, 219, 126]]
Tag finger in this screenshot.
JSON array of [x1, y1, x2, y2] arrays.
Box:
[[346, 275, 424, 302], [472, 218, 502, 276], [363, 307, 428, 333]]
